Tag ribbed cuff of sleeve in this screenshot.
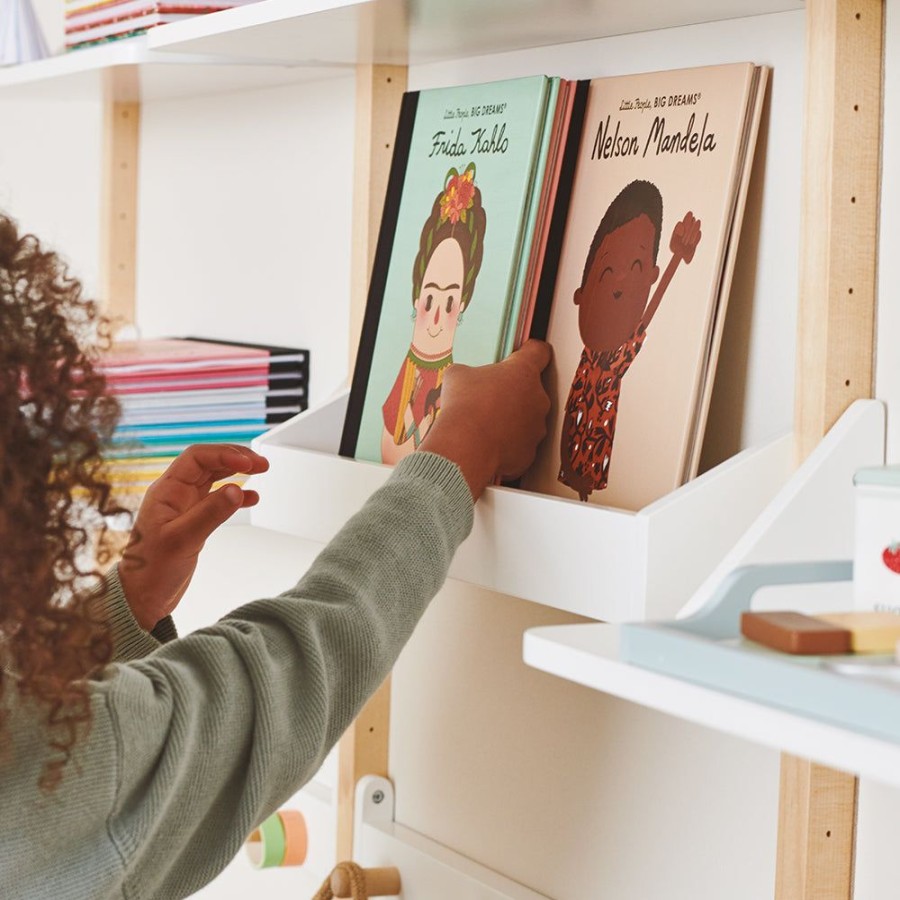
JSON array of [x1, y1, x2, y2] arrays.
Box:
[[150, 614, 178, 644], [388, 451, 475, 546], [102, 566, 176, 661]]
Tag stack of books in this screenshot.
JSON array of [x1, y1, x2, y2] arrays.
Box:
[[99, 337, 309, 503], [65, 0, 257, 52]]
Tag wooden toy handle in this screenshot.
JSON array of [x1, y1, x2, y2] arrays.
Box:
[[330, 865, 401, 897]]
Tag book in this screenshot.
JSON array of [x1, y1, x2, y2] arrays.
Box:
[[66, 12, 197, 45], [520, 63, 768, 511], [341, 75, 571, 463], [63, 0, 257, 49], [183, 336, 310, 423], [100, 338, 269, 375], [98, 338, 275, 506]]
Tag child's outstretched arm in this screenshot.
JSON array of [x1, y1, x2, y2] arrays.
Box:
[[640, 211, 702, 330]]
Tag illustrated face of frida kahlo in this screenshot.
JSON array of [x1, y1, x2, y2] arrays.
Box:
[[410, 236, 465, 359], [575, 212, 660, 355]]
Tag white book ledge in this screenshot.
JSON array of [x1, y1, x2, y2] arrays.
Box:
[[244, 390, 870, 622]]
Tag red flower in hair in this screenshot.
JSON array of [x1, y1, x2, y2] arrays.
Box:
[[440, 168, 476, 225]]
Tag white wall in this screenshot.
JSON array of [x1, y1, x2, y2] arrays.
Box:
[[0, 97, 104, 293], [135, 77, 356, 407]]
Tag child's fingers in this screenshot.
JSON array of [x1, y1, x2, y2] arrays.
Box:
[[163, 483, 245, 553], [162, 444, 270, 486]]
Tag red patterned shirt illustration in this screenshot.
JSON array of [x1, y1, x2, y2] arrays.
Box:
[[559, 326, 647, 499]]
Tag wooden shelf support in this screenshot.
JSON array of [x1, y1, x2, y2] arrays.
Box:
[[100, 68, 141, 328], [795, 0, 883, 462], [348, 62, 408, 372], [781, 0, 884, 897], [339, 57, 408, 861]]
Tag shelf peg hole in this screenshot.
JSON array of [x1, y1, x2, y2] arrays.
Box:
[[827, 829, 833, 837], [849, 287, 854, 294], [845, 380, 851, 387], [856, 11, 861, 19], [851, 196, 856, 204], [854, 104, 859, 111]]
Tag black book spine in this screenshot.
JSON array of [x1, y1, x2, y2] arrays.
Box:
[[339, 90, 420, 459]]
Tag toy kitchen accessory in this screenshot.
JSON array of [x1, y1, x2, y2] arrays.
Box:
[[854, 466, 900, 614]]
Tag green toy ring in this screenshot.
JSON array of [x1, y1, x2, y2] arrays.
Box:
[[245, 812, 287, 869]]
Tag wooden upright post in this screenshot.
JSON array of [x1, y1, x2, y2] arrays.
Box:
[[778, 1, 883, 897], [794, 0, 883, 463], [347, 64, 408, 371], [100, 70, 140, 328], [338, 60, 407, 861]]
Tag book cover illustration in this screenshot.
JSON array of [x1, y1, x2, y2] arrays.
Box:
[[342, 76, 555, 464], [521, 63, 765, 511], [380, 162, 487, 463]]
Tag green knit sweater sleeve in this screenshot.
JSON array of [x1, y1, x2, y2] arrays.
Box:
[[95, 451, 472, 899], [98, 566, 179, 662]]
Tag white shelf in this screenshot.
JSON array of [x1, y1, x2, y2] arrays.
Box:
[[248, 389, 794, 621], [0, 35, 349, 101], [149, 0, 805, 67], [523, 621, 900, 790], [0, 0, 804, 100]]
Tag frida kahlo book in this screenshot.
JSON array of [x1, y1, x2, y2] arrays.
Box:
[[520, 62, 769, 511], [340, 75, 576, 464]]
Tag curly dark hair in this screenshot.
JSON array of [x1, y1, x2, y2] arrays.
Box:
[[0, 212, 125, 792]]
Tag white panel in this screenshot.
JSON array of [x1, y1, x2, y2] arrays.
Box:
[[679, 400, 886, 618], [134, 76, 356, 407], [0, 98, 104, 296], [392, 581, 779, 900]]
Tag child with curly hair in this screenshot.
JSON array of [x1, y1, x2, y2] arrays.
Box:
[[0, 211, 549, 899]]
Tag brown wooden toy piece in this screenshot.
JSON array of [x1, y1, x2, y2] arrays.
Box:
[[740, 610, 852, 654], [330, 865, 401, 897]]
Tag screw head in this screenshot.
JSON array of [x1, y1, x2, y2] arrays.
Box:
[[372, 790, 385, 804]]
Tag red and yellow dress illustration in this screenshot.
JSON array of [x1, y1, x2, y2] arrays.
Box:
[[382, 349, 452, 449]]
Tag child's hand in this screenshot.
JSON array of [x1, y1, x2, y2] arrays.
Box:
[[670, 211, 702, 263], [118, 444, 269, 630], [420, 340, 552, 499]]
